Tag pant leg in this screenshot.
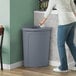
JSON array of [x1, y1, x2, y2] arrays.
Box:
[[57, 25, 72, 70], [66, 23, 76, 62]]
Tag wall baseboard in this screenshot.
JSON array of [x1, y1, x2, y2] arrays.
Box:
[[0, 60, 75, 70], [49, 60, 75, 69], [10, 61, 23, 69], [49, 61, 60, 67], [0, 64, 10, 70], [0, 61, 23, 70]]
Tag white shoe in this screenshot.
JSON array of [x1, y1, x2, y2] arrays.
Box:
[[69, 66, 76, 71], [53, 67, 69, 73]]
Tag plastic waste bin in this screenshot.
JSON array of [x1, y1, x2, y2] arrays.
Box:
[[22, 26, 51, 67]]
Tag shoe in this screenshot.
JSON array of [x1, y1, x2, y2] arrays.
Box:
[[69, 66, 76, 71], [69, 64, 76, 71], [53, 67, 69, 72]]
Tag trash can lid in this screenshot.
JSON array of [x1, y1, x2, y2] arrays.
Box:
[[22, 26, 51, 32]]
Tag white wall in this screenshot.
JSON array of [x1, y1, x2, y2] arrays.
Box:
[[0, 0, 10, 25], [0, 0, 10, 64]]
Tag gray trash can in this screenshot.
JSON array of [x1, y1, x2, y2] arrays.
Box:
[[22, 26, 51, 67]]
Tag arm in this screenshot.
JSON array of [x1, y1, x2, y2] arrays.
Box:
[[39, 0, 56, 25], [70, 0, 76, 16], [44, 0, 56, 18]]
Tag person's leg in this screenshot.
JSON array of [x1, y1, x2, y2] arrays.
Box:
[[57, 25, 72, 70], [66, 23, 76, 63]]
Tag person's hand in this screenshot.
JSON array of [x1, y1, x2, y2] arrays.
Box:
[[39, 18, 47, 26], [0, 25, 3, 28]]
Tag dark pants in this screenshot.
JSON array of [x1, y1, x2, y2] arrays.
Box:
[[57, 22, 76, 70]]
